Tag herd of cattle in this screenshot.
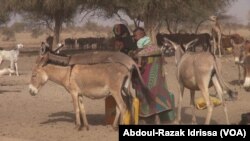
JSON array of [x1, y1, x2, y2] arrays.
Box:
[[48, 32, 245, 54], [46, 35, 117, 50], [157, 33, 245, 53]]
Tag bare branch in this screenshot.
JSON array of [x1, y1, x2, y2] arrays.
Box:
[[80, 9, 95, 22], [45, 19, 53, 32]]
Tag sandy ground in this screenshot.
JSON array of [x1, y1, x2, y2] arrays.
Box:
[[0, 50, 249, 141]]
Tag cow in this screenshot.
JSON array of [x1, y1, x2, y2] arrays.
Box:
[[64, 38, 76, 49], [221, 33, 244, 54]]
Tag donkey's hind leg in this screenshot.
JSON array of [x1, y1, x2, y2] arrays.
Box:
[[201, 87, 213, 124], [112, 90, 127, 127], [212, 76, 230, 124], [190, 90, 197, 124], [175, 83, 184, 124]]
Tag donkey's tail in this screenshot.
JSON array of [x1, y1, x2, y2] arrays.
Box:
[[213, 57, 238, 100]]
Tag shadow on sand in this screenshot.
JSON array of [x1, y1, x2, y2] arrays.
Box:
[[0, 89, 21, 94], [178, 107, 218, 124], [40, 111, 106, 126], [229, 80, 243, 86]]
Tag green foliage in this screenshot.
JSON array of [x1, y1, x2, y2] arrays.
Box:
[[0, 0, 238, 43], [0, 0, 11, 26], [92, 0, 236, 39], [2, 0, 92, 48], [0, 13, 10, 26]]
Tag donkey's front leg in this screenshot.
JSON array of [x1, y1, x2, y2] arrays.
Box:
[[113, 106, 120, 130], [78, 95, 89, 130], [71, 93, 83, 130]]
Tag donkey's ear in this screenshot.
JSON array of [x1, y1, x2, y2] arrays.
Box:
[[163, 37, 178, 50], [36, 53, 49, 67], [40, 42, 47, 55], [184, 38, 198, 51], [40, 42, 51, 55], [41, 53, 49, 67]]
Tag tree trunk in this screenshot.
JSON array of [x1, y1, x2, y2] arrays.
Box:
[[53, 13, 62, 50], [144, 19, 159, 44]]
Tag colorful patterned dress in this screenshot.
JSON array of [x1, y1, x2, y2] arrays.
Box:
[[132, 36, 175, 123], [134, 55, 175, 123]]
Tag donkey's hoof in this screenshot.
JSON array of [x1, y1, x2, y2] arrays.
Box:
[[112, 126, 118, 131], [75, 125, 82, 131], [173, 119, 180, 125], [84, 125, 89, 131], [191, 121, 197, 125]]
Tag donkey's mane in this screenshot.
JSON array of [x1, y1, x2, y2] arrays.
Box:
[[46, 52, 70, 66]]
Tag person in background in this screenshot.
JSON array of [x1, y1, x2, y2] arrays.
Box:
[[112, 23, 137, 54], [132, 27, 175, 124]]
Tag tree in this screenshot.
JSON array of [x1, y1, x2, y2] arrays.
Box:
[[92, 0, 236, 43], [23, 0, 82, 49], [0, 0, 11, 26], [2, 0, 90, 49]]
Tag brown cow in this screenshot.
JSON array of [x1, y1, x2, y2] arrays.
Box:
[[221, 33, 244, 54]]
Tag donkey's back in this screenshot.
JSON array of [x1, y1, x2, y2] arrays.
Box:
[[178, 52, 218, 90], [70, 63, 130, 98]]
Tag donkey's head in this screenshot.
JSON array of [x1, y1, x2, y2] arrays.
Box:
[[29, 67, 49, 96], [29, 54, 49, 96], [231, 39, 246, 64]]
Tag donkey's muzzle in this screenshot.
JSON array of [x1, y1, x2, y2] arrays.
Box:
[[28, 84, 38, 96]]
